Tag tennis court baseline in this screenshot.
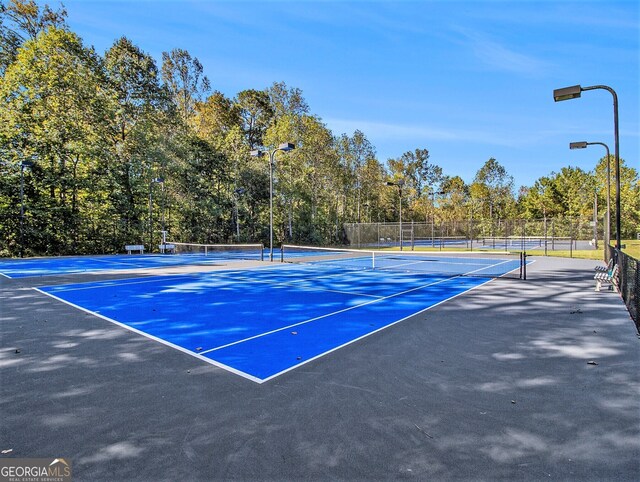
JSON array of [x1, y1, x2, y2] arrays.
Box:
[[35, 254, 521, 382], [0, 244, 264, 279]]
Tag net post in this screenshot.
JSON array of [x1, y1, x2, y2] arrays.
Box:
[[522, 252, 527, 280], [372, 251, 375, 269], [280, 245, 284, 263], [261, 243, 264, 262], [519, 252, 523, 279]]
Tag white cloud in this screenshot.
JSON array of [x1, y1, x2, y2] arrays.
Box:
[[454, 27, 551, 76]]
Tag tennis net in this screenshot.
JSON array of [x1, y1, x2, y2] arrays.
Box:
[[281, 245, 526, 279], [169, 242, 264, 261]]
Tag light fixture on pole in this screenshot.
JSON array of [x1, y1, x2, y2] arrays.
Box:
[[149, 177, 164, 252], [19, 160, 34, 258], [554, 84, 621, 249], [250, 142, 295, 261], [386, 179, 405, 250], [570, 141, 611, 249]]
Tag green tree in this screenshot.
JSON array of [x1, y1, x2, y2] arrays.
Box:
[[471, 158, 515, 220], [194, 90, 241, 143], [267, 81, 309, 119], [387, 148, 442, 223], [236, 89, 273, 149], [595, 155, 640, 239], [103, 37, 169, 246], [0, 27, 108, 254], [264, 113, 337, 243], [0, 0, 67, 74], [161, 48, 210, 126], [336, 130, 377, 223], [439, 175, 469, 224]]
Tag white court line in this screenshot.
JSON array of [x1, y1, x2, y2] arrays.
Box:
[[198, 273, 462, 356], [34, 261, 524, 383], [258, 276, 496, 383], [43, 264, 381, 299], [39, 274, 195, 292], [223, 272, 382, 299], [89, 257, 152, 268], [32, 287, 264, 384]]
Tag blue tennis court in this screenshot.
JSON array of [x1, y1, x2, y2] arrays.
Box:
[[0, 251, 264, 279], [35, 257, 520, 383]]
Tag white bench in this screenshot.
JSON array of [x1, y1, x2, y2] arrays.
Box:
[[159, 243, 175, 254], [125, 244, 145, 254], [594, 258, 613, 273], [594, 264, 618, 292]]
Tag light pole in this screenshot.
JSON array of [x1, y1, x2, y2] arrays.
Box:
[[428, 190, 445, 247], [250, 142, 295, 261], [554, 84, 621, 249], [233, 187, 245, 242], [386, 179, 405, 250], [19, 160, 34, 258], [149, 177, 164, 252], [570, 141, 611, 250]]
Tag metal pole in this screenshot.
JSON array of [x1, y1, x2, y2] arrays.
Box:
[[19, 164, 25, 258], [612, 90, 621, 250], [580, 85, 620, 249], [235, 194, 240, 242], [587, 142, 611, 249], [269, 151, 275, 262], [399, 185, 403, 251], [431, 192, 435, 247], [605, 146, 611, 249], [469, 203, 473, 251], [148, 182, 153, 252], [593, 191, 598, 249], [161, 182, 166, 237]]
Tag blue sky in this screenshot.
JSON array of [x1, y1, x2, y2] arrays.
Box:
[[59, 0, 638, 189]]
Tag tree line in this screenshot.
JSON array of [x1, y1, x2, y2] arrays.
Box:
[[1, 0, 638, 256]]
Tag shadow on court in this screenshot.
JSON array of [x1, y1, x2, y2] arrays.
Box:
[[1, 256, 638, 481]]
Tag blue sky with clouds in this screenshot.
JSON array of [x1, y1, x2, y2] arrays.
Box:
[[60, 0, 638, 189]]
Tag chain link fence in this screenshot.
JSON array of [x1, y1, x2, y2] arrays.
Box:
[[606, 245, 639, 330], [344, 218, 601, 254]]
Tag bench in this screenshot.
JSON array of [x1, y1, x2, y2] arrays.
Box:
[[594, 264, 618, 292], [159, 243, 175, 254], [125, 244, 145, 254], [594, 258, 613, 273]]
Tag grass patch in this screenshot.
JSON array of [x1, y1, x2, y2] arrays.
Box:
[[378, 239, 639, 261], [526, 249, 602, 260], [621, 239, 640, 259]]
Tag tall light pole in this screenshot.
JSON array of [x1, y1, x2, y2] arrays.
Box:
[[570, 141, 611, 250], [554, 84, 621, 249], [250, 142, 295, 261], [233, 187, 245, 242], [19, 160, 34, 258], [428, 190, 445, 247], [386, 179, 405, 250], [149, 177, 164, 252]]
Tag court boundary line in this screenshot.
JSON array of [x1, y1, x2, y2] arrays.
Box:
[[199, 273, 469, 356], [32, 287, 264, 384], [41, 265, 383, 299], [0, 253, 265, 279], [258, 275, 497, 383], [32, 260, 528, 384], [33, 271, 470, 384]]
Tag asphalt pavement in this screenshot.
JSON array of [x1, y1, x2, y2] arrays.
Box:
[[1, 255, 638, 481]]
